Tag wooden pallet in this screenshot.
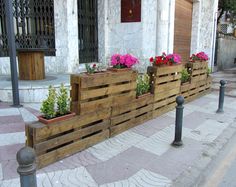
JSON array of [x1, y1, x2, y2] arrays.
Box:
[[148, 65, 182, 118], [26, 108, 110, 169], [205, 76, 212, 90], [180, 76, 212, 103], [110, 94, 154, 137], [70, 71, 137, 114], [187, 61, 208, 83]]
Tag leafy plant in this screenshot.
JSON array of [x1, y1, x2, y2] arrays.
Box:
[[85, 64, 96, 74], [207, 67, 212, 76], [181, 69, 190, 83], [57, 83, 70, 116], [136, 74, 151, 96], [40, 85, 57, 119], [218, 0, 236, 25]]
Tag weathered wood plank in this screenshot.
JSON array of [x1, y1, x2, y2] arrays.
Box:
[[34, 120, 110, 154], [153, 103, 176, 118], [37, 130, 109, 169], [31, 108, 110, 142], [154, 87, 180, 101], [150, 65, 183, 76], [112, 94, 154, 116], [154, 74, 181, 84], [79, 71, 137, 88], [154, 80, 181, 93], [80, 82, 136, 100], [110, 112, 152, 137], [79, 97, 112, 114], [153, 96, 176, 109]]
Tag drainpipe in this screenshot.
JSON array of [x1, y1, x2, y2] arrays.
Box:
[[4, 0, 21, 107], [211, 11, 218, 72]]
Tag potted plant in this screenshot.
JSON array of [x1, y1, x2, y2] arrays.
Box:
[[180, 69, 190, 85], [149, 52, 181, 66], [85, 63, 96, 74], [38, 84, 75, 124], [136, 73, 151, 98], [85, 63, 106, 74], [109, 53, 139, 71]]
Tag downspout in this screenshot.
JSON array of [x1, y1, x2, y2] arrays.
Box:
[[211, 12, 218, 72]]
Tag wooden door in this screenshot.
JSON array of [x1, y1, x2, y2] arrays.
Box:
[[174, 0, 193, 63]]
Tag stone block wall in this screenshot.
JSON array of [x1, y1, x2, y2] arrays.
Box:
[[0, 0, 219, 75]]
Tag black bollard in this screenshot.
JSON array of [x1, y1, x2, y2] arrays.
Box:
[[216, 80, 227, 113], [16, 147, 37, 187], [172, 96, 184, 147]]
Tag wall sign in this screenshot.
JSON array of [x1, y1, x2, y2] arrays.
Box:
[[121, 0, 141, 22]]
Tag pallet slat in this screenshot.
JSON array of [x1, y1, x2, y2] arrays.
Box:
[[37, 130, 109, 169], [110, 95, 154, 136], [71, 71, 137, 114]]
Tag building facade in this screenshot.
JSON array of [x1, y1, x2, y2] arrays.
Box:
[[0, 0, 218, 75]]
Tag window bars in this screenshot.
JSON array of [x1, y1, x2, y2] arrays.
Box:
[[0, 0, 55, 57]]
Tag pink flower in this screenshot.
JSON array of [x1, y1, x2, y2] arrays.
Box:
[[189, 52, 208, 62], [111, 54, 124, 66], [110, 54, 138, 68], [166, 53, 182, 64]]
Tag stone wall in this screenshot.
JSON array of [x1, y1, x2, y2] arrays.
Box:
[[217, 37, 236, 70], [98, 0, 175, 73], [0, 0, 218, 75], [98, 0, 157, 72], [191, 0, 218, 69]]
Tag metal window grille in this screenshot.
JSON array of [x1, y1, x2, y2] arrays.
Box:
[[78, 0, 98, 64], [0, 0, 55, 57]]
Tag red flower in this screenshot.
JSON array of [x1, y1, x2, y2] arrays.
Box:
[[93, 64, 96, 68], [149, 57, 154, 63]]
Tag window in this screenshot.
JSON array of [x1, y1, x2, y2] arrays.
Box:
[[0, 0, 55, 57]]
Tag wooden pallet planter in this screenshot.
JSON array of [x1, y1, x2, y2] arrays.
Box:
[[110, 94, 154, 137], [180, 77, 212, 103], [148, 65, 183, 118], [187, 61, 208, 83], [26, 108, 110, 169], [70, 71, 137, 115], [205, 76, 212, 90]]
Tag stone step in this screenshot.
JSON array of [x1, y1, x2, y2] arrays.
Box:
[[0, 74, 70, 103]]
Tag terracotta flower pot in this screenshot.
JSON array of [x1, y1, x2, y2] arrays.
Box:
[[38, 112, 76, 124]]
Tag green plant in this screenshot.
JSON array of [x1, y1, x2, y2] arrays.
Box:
[[181, 69, 190, 83], [57, 83, 70, 116], [136, 73, 150, 96], [40, 85, 57, 119], [85, 64, 96, 74], [207, 67, 212, 76]]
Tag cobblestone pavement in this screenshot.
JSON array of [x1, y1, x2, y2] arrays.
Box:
[[0, 70, 236, 187]]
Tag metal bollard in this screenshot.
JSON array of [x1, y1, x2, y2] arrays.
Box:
[[172, 96, 184, 147], [16, 147, 37, 187], [216, 80, 227, 113]]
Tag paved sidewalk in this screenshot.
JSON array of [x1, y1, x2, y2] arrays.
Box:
[[0, 70, 236, 187]]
